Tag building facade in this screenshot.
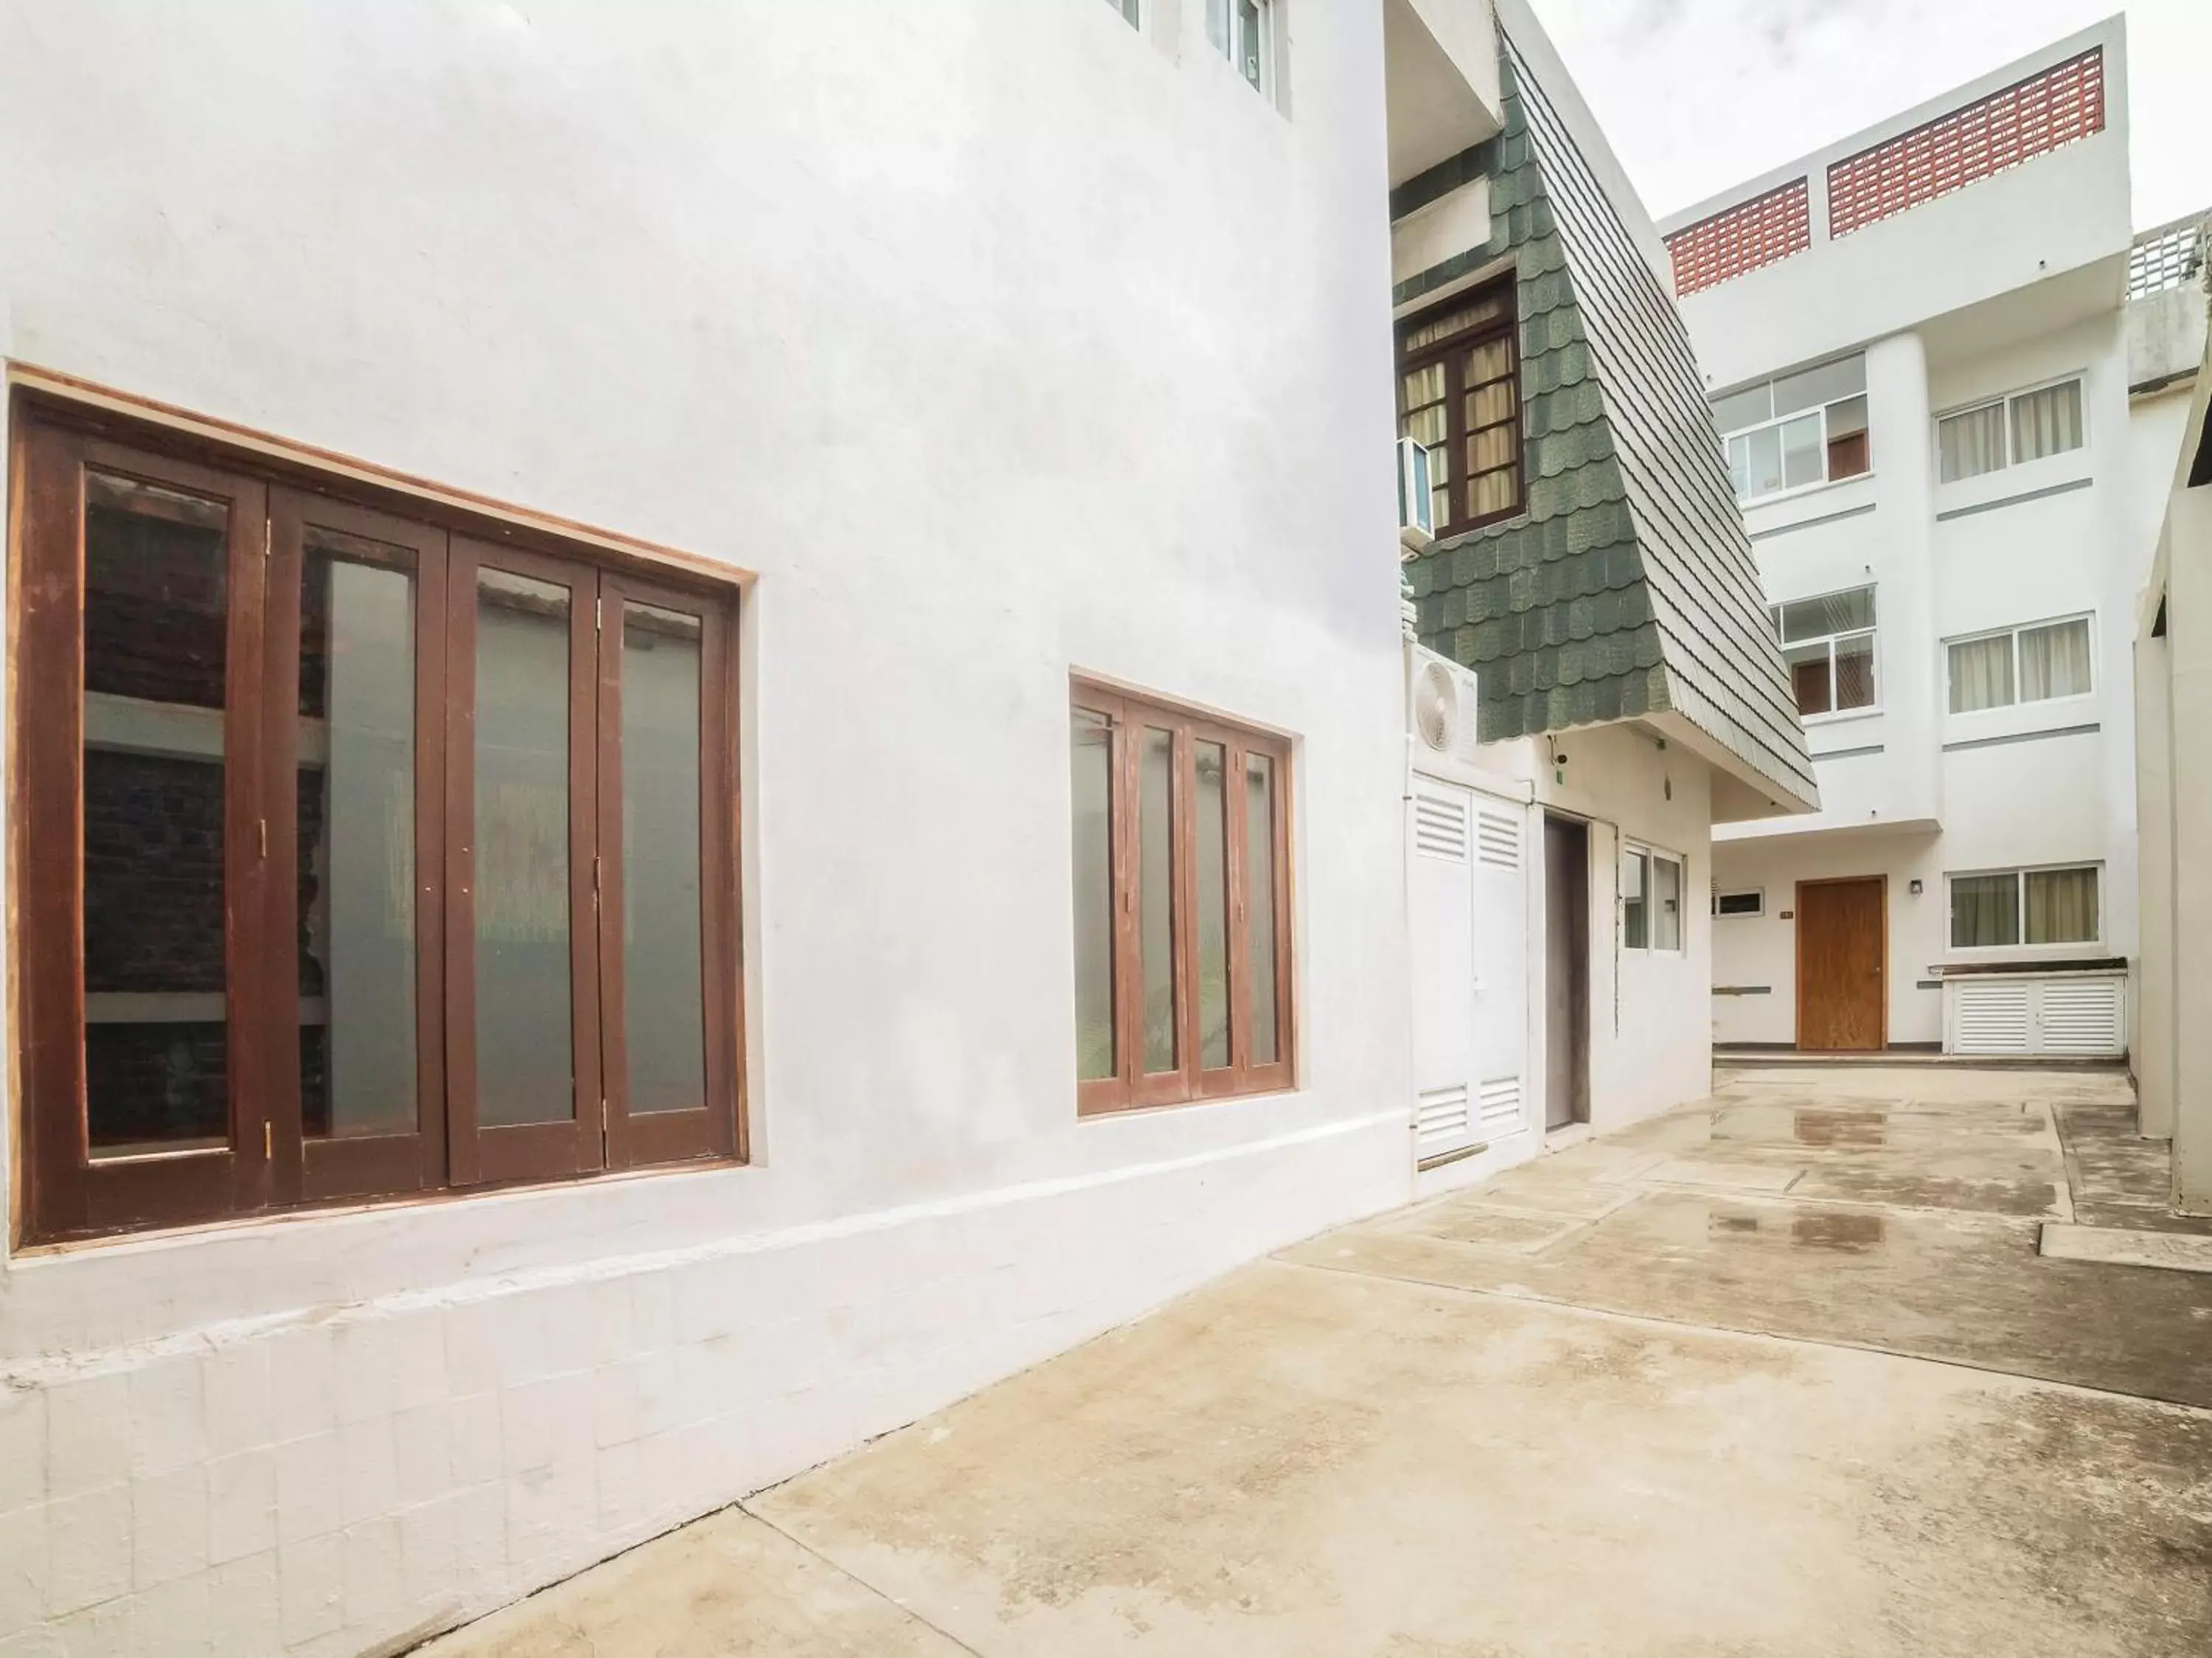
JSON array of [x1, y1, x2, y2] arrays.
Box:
[[1392, 0, 1814, 1193], [1664, 21, 2182, 1058], [0, 3, 1803, 1654], [2134, 252, 2212, 1214]]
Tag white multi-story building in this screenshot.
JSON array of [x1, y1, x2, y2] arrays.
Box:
[[1665, 20, 2188, 1058]]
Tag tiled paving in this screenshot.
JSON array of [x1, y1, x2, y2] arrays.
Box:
[[424, 1066, 2212, 1657]]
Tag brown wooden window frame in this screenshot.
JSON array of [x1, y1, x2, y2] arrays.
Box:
[[1395, 278, 1527, 537], [1071, 683, 1294, 1117], [10, 398, 744, 1244]]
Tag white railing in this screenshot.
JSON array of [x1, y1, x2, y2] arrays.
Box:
[[2128, 212, 2208, 301]]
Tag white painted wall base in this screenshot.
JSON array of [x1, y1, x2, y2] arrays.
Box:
[[0, 1111, 1405, 1657]]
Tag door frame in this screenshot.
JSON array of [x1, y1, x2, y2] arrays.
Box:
[[1794, 874, 1888, 1052], [1542, 811, 1591, 1130]]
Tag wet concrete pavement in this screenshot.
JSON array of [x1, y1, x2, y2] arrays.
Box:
[[425, 1066, 2212, 1657]]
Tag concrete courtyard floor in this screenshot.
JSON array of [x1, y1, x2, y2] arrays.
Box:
[[425, 1065, 2212, 1657]]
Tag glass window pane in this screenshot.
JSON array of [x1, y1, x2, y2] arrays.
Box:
[[2025, 867, 2098, 945], [2019, 618, 2092, 701], [1071, 708, 1116, 1083], [2011, 381, 2083, 464], [1235, 0, 1264, 88], [1949, 634, 2016, 712], [1468, 381, 1514, 429], [1470, 468, 1518, 520], [1139, 728, 1178, 1075], [82, 471, 232, 1159], [1245, 753, 1279, 1066], [1778, 586, 1875, 642], [474, 569, 576, 1128], [1467, 425, 1515, 474], [1826, 395, 1871, 479], [1742, 424, 1784, 499], [1400, 362, 1444, 413], [1653, 856, 1682, 951], [300, 536, 417, 1140], [1773, 354, 1865, 416], [1621, 850, 1649, 950], [1711, 384, 1773, 435], [1938, 404, 2006, 482], [1784, 641, 1833, 716], [1728, 435, 1753, 499], [1950, 873, 2020, 948], [1465, 337, 1512, 385], [1780, 412, 1824, 489], [1196, 740, 1231, 1069], [622, 603, 706, 1115], [1401, 291, 1509, 354], [1834, 634, 1877, 710]]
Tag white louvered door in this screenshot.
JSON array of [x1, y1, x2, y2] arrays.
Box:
[[1409, 778, 1531, 1163], [1470, 794, 1530, 1139], [1410, 780, 1478, 1159]]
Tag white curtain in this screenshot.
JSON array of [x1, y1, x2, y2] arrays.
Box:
[[1949, 634, 2015, 712], [2019, 619, 2092, 701], [1950, 873, 2019, 948], [2011, 381, 2084, 464], [1939, 404, 2006, 482], [2025, 867, 2098, 945]]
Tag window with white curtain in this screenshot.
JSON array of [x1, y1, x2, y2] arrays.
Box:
[[1936, 376, 2085, 482], [1948, 864, 2100, 948], [1770, 586, 1877, 718], [1947, 615, 2093, 712]]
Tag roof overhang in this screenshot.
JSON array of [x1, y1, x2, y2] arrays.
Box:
[[1647, 710, 1820, 824], [1384, 0, 1504, 187]]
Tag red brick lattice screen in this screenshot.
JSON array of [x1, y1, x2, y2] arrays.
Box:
[[1826, 47, 2106, 238], [1665, 178, 1811, 298]]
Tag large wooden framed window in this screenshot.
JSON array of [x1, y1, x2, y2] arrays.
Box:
[[1397, 279, 1526, 535], [1070, 683, 1293, 1114], [11, 401, 742, 1243]]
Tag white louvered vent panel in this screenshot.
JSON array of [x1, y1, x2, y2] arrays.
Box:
[[1475, 808, 1520, 870], [1416, 1085, 1472, 1147], [1477, 1075, 1523, 1131], [2037, 979, 2124, 1055], [1952, 981, 2032, 1055], [1414, 794, 1470, 862]]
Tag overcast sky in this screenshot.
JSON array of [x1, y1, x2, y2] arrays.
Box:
[[1529, 0, 2211, 230]]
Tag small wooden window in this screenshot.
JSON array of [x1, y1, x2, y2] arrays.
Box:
[[1070, 684, 1293, 1114], [1396, 280, 1526, 536], [12, 402, 743, 1243]]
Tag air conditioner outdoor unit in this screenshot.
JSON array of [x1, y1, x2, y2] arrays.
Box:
[[1397, 437, 1435, 553], [1405, 642, 1481, 766]]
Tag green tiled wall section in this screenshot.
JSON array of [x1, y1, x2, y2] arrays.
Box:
[[1397, 33, 1817, 809]]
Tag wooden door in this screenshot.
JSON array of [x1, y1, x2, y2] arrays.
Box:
[[1796, 877, 1886, 1051]]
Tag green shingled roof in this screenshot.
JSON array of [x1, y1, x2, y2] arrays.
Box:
[[1398, 34, 1817, 811]]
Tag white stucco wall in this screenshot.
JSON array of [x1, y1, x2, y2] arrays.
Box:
[[0, 4, 1420, 1653]]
